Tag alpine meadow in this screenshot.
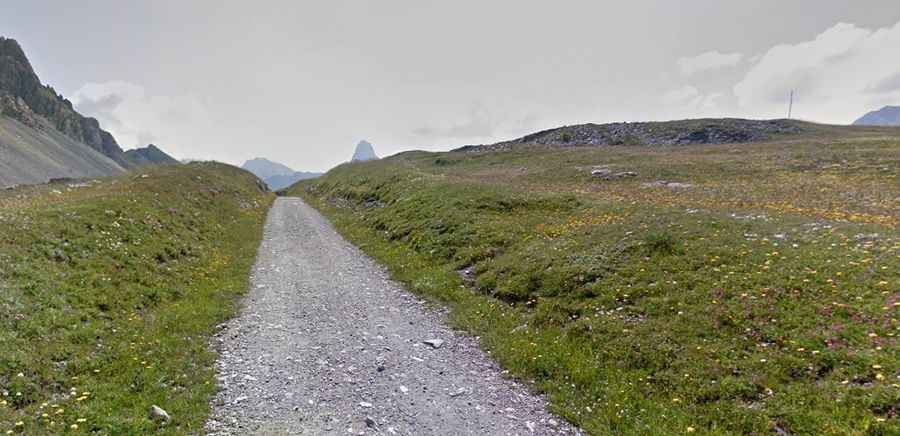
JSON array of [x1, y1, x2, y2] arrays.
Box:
[[284, 121, 899, 434], [3, 2, 900, 435]]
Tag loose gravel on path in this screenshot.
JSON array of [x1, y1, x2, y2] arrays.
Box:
[[206, 197, 580, 435]]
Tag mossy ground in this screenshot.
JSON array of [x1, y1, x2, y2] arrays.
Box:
[[0, 163, 273, 434], [286, 128, 899, 435]]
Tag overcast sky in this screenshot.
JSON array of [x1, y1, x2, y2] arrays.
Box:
[[3, 1, 900, 171]]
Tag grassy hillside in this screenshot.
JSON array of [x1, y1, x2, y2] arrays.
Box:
[[285, 126, 899, 434], [0, 163, 273, 434]]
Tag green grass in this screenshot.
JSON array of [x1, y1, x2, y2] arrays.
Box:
[[285, 129, 899, 435], [0, 163, 273, 434]]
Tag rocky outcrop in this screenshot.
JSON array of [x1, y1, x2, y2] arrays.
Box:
[[591, 167, 637, 180], [853, 106, 900, 126], [351, 140, 378, 162], [465, 118, 804, 152], [0, 37, 131, 168], [0, 94, 46, 131]]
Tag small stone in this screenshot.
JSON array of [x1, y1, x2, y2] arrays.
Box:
[[510, 324, 528, 334], [365, 416, 376, 427], [359, 401, 373, 408], [853, 233, 880, 241], [591, 168, 612, 179], [149, 405, 170, 422], [423, 339, 444, 349]]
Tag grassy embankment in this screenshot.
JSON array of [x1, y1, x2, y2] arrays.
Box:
[[285, 125, 899, 435], [0, 163, 273, 434]]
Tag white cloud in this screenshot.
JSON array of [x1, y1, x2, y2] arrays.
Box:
[[677, 50, 743, 75], [660, 85, 699, 104], [413, 102, 495, 138], [71, 81, 212, 155], [412, 100, 546, 142], [697, 92, 723, 110], [734, 21, 900, 123], [659, 86, 723, 118]]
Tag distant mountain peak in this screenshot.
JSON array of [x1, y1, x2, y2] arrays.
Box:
[[351, 140, 378, 162], [123, 144, 180, 167], [241, 157, 321, 191], [0, 37, 32, 73], [241, 157, 295, 180], [853, 106, 900, 126]]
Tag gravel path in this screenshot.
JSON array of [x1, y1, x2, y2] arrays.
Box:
[[206, 197, 580, 435]]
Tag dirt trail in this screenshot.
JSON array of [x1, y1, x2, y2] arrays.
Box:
[[206, 197, 579, 435]]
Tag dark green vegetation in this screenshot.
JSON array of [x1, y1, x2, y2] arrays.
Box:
[[285, 123, 899, 435], [0, 163, 273, 434], [121, 145, 180, 167]]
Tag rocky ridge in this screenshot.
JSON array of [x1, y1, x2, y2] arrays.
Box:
[[0, 37, 133, 167], [463, 118, 804, 152], [0, 36, 180, 186]]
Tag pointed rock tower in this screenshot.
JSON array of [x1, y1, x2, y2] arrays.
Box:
[[351, 140, 378, 162]]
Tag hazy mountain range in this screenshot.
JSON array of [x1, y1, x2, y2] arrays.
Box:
[[0, 37, 177, 187], [241, 158, 322, 191], [853, 106, 900, 126], [244, 141, 380, 190]]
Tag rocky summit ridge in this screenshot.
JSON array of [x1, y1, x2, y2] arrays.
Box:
[[0, 37, 132, 167]]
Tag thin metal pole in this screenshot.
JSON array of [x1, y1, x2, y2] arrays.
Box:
[[788, 90, 794, 119]]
